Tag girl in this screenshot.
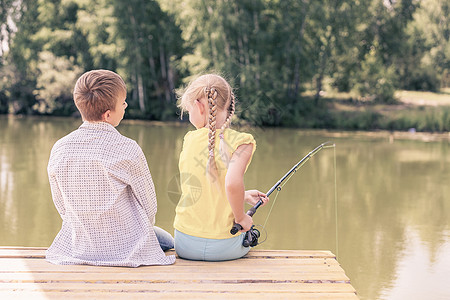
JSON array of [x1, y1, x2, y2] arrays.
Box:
[[174, 74, 269, 261]]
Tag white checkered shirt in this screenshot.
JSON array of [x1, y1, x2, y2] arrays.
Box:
[[46, 121, 175, 266]]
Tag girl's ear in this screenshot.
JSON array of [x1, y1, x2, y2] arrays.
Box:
[[195, 99, 206, 116]]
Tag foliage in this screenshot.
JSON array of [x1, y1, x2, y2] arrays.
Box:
[[113, 0, 185, 120], [0, 0, 448, 132], [402, 0, 449, 90], [33, 51, 82, 115], [353, 47, 396, 103]]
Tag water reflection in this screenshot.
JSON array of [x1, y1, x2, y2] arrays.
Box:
[[0, 115, 449, 300]]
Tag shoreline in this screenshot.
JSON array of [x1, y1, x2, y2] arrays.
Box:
[[309, 128, 450, 142], [2, 114, 449, 142]]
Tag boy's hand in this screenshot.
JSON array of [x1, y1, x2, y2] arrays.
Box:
[[244, 190, 269, 207], [235, 214, 253, 232]]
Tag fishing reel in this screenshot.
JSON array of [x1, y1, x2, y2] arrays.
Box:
[[242, 226, 260, 247]]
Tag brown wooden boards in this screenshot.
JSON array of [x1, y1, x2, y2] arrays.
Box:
[[0, 247, 358, 299]]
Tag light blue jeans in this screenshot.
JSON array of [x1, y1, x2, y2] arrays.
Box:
[[174, 230, 250, 261], [154, 226, 174, 251]]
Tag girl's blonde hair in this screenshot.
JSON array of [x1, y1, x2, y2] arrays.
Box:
[[178, 74, 236, 181]]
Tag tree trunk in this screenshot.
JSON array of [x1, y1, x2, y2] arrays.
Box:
[[147, 39, 163, 103], [159, 44, 171, 103], [253, 7, 260, 87], [234, 5, 245, 67], [292, 0, 309, 100], [167, 55, 176, 103], [128, 6, 145, 113], [315, 34, 332, 103], [315, 2, 336, 103], [137, 72, 145, 112]]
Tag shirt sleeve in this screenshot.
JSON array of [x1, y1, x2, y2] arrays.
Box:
[[48, 173, 66, 217], [128, 145, 157, 225], [47, 146, 66, 217], [229, 131, 256, 170], [229, 132, 256, 152]]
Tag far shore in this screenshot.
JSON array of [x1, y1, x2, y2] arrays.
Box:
[[2, 114, 449, 142]]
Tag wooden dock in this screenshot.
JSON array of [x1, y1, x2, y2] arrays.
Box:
[[0, 247, 357, 299]]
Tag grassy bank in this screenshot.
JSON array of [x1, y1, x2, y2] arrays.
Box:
[[295, 89, 450, 132], [2, 90, 449, 133]]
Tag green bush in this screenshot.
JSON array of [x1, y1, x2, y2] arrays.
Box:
[[353, 48, 397, 104], [403, 66, 440, 92]]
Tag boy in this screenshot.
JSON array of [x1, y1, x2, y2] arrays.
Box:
[[46, 69, 175, 267]]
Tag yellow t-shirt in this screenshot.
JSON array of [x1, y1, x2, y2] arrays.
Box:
[[174, 127, 256, 239]]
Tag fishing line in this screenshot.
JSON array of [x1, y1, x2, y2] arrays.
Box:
[[262, 165, 298, 229], [261, 144, 339, 257], [260, 146, 338, 252], [231, 142, 338, 249], [252, 224, 268, 245], [333, 145, 339, 259], [261, 192, 279, 229]]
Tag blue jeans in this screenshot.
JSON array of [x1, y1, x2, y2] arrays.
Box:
[[174, 230, 250, 261], [154, 226, 174, 251]]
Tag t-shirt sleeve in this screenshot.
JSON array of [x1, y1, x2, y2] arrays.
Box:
[[228, 131, 256, 170]]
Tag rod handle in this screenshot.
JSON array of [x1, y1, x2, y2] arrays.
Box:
[[230, 223, 242, 235], [230, 199, 263, 235]]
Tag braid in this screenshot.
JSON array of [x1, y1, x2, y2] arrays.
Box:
[[218, 90, 235, 167], [180, 74, 235, 184], [220, 91, 235, 132], [206, 87, 219, 180]]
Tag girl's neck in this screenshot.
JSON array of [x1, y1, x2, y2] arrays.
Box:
[[214, 110, 227, 129]]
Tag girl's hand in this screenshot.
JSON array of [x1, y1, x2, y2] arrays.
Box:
[[245, 190, 269, 207], [235, 214, 253, 232]]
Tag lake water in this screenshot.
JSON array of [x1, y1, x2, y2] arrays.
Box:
[[1, 115, 449, 300]]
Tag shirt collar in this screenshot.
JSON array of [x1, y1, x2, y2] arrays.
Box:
[[79, 121, 119, 133]]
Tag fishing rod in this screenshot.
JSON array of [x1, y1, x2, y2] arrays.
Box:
[[230, 141, 336, 247]]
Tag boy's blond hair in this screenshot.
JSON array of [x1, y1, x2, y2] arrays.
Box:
[[74, 69, 127, 121]]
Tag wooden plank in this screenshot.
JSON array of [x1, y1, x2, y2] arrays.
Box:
[[0, 248, 336, 259], [244, 250, 336, 259], [0, 260, 345, 275], [0, 247, 48, 250], [0, 282, 355, 293], [0, 272, 350, 283], [0, 247, 357, 299], [0, 256, 340, 267], [0, 291, 359, 300]]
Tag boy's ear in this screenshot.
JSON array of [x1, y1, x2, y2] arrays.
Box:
[[102, 110, 111, 122]]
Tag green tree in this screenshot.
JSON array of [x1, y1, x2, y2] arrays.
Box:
[[162, 0, 296, 125], [114, 0, 185, 119], [404, 0, 449, 90], [33, 51, 82, 115], [0, 0, 18, 113], [0, 0, 16, 65], [353, 46, 396, 103], [3, 0, 90, 114], [359, 0, 420, 93], [313, 0, 372, 94], [4, 0, 41, 114], [74, 0, 118, 70], [2, 0, 448, 124], [306, 0, 369, 101], [29, 0, 92, 114]]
